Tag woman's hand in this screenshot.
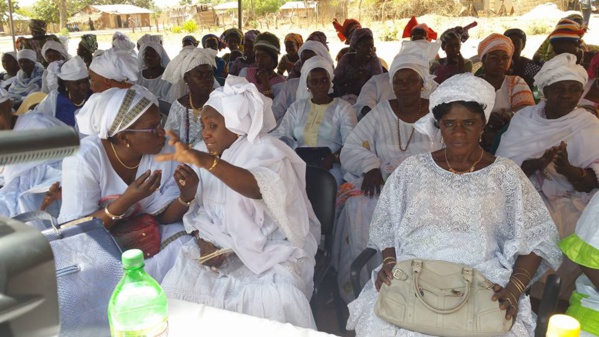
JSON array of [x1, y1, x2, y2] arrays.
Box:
[[554, 142, 578, 179], [157, 130, 208, 168], [361, 168, 384, 197], [175, 164, 199, 201], [40, 182, 62, 211], [196, 237, 226, 268], [492, 284, 519, 321], [122, 170, 162, 203], [375, 263, 394, 291]]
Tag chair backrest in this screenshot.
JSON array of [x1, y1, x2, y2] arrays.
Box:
[[534, 273, 562, 337], [305, 166, 337, 237]]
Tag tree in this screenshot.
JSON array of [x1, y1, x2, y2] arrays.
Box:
[[0, 0, 20, 25]]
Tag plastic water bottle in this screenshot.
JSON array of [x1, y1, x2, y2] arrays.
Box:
[[108, 249, 168, 337]]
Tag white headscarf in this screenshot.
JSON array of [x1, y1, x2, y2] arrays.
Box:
[[204, 76, 276, 143], [298, 40, 334, 65], [415, 73, 496, 142], [163, 47, 216, 99], [112, 32, 136, 53], [0, 87, 10, 104], [90, 48, 138, 83], [534, 53, 588, 91], [17, 49, 37, 63], [138, 41, 170, 70], [45, 60, 65, 93], [296, 56, 334, 101], [137, 34, 163, 47], [57, 56, 88, 81], [76, 86, 158, 139], [41, 40, 70, 62], [389, 40, 441, 94]]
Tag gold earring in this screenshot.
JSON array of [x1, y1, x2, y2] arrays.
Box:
[[126, 143, 130, 148]]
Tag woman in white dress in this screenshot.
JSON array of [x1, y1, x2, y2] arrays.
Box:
[[0, 88, 66, 217], [41, 40, 70, 93], [58, 86, 197, 282], [34, 56, 91, 128], [158, 77, 319, 329], [136, 41, 171, 102], [89, 48, 139, 93], [163, 48, 217, 145], [272, 56, 357, 185], [496, 53, 599, 299], [333, 40, 442, 303], [8, 49, 44, 108], [347, 73, 562, 337]]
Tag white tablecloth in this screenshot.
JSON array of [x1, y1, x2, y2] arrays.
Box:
[[168, 298, 339, 336]]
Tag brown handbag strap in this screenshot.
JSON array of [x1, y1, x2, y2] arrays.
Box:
[[160, 230, 188, 250], [411, 260, 473, 314]]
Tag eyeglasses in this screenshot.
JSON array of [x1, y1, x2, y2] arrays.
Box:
[[123, 116, 165, 135]]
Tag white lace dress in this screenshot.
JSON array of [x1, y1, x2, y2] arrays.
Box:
[[347, 153, 562, 337]]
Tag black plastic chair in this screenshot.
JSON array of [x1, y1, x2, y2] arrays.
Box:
[[305, 166, 345, 331], [351, 249, 562, 335]]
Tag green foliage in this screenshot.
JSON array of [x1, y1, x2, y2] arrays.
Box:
[[32, 0, 60, 24], [171, 25, 182, 33], [182, 19, 197, 33], [526, 19, 552, 35], [0, 0, 20, 24], [179, 0, 192, 5], [379, 25, 398, 41], [59, 28, 70, 36]]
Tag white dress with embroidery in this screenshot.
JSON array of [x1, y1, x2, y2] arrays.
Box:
[[347, 153, 562, 336]]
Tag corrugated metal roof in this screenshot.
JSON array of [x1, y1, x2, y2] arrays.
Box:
[[89, 4, 154, 15], [213, 2, 238, 10], [279, 1, 317, 10]]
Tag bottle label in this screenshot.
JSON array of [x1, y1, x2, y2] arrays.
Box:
[[112, 320, 168, 337]]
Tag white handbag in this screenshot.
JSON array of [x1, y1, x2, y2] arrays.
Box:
[[375, 259, 513, 337]]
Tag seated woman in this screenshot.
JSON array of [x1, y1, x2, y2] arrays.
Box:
[[41, 40, 70, 93], [202, 34, 227, 79], [221, 28, 243, 73], [239, 32, 286, 99], [560, 192, 599, 337], [334, 40, 442, 303], [77, 34, 98, 68], [277, 33, 303, 76], [347, 72, 562, 337], [8, 49, 45, 109], [58, 86, 196, 282], [430, 28, 472, 84], [496, 53, 599, 299], [272, 56, 357, 185], [1, 52, 20, 90], [333, 28, 383, 105], [0, 88, 65, 217], [401, 16, 438, 42], [182, 35, 198, 48], [579, 54, 599, 113], [159, 77, 319, 329], [163, 48, 217, 146], [272, 40, 334, 123], [477, 33, 535, 150], [229, 30, 260, 76], [504, 29, 542, 90], [136, 41, 172, 102], [89, 48, 139, 93], [332, 18, 361, 62], [34, 56, 91, 128], [287, 33, 330, 79]]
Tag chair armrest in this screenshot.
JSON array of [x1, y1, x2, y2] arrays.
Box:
[[350, 247, 377, 298]]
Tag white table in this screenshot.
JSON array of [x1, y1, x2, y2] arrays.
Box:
[[168, 298, 339, 337]]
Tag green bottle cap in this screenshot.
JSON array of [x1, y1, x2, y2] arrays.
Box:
[[122, 249, 145, 269]]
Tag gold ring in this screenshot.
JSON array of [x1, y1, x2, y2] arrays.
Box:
[[179, 179, 186, 186], [211, 266, 218, 272]]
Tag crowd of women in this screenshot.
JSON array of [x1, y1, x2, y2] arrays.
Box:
[[0, 12, 598, 336]]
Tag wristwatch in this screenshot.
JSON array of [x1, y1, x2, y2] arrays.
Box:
[[104, 206, 125, 220]]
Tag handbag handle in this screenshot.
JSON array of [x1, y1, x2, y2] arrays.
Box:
[[411, 260, 473, 314], [12, 210, 59, 231]]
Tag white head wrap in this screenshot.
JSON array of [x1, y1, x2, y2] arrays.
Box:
[[137, 34, 163, 47], [45, 60, 65, 93], [415, 73, 495, 142], [298, 40, 334, 65], [41, 40, 70, 62], [138, 41, 170, 70], [112, 32, 136, 53], [534, 53, 588, 91], [0, 87, 10, 104], [90, 48, 138, 83], [3, 51, 17, 61], [57, 56, 88, 81], [163, 47, 216, 99], [296, 56, 334, 101], [17, 49, 37, 63], [76, 86, 159, 139], [204, 76, 276, 143], [389, 40, 441, 94]]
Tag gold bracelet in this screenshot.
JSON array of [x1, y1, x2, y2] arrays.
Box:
[[508, 291, 519, 306], [512, 272, 532, 282], [509, 277, 525, 293], [383, 257, 396, 265], [177, 196, 195, 207], [208, 155, 219, 171], [514, 268, 532, 280], [104, 206, 125, 220]]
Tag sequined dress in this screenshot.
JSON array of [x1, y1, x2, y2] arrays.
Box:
[[347, 153, 562, 337]]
